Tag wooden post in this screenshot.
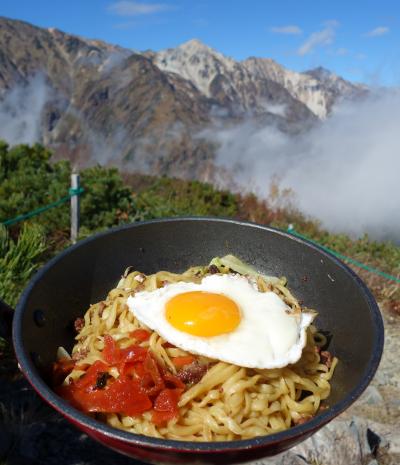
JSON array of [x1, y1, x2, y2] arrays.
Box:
[[70, 173, 80, 243]]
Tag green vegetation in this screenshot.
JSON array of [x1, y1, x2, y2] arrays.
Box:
[[0, 142, 137, 237], [0, 223, 46, 307], [0, 141, 399, 311], [133, 176, 237, 219]]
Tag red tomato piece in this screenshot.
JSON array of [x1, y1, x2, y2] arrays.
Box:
[[120, 345, 148, 363], [102, 376, 152, 416], [102, 335, 121, 365], [56, 346, 186, 425], [119, 362, 136, 377], [172, 356, 195, 368], [75, 360, 109, 389], [59, 375, 152, 416], [151, 388, 183, 426], [141, 353, 165, 396], [154, 388, 183, 412], [130, 329, 151, 342], [134, 362, 145, 378], [119, 345, 148, 374]]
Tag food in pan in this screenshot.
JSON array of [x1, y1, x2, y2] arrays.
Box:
[[53, 255, 337, 441]]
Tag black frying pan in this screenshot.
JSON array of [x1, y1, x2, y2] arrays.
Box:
[[12, 218, 384, 464]]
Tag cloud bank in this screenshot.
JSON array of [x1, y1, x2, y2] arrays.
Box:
[[0, 75, 49, 145], [206, 90, 400, 241]]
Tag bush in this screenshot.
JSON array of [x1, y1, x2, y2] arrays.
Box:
[[0, 142, 70, 233], [134, 177, 238, 219], [0, 223, 47, 307], [79, 166, 137, 234], [0, 142, 137, 239]]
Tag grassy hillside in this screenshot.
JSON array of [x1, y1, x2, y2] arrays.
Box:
[[1, 142, 399, 312]]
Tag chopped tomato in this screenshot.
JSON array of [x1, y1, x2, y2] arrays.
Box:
[[56, 334, 185, 424], [119, 361, 136, 376], [103, 334, 148, 372], [172, 356, 195, 368], [134, 362, 146, 378], [75, 360, 109, 389], [102, 335, 121, 365], [119, 345, 148, 374], [120, 345, 148, 363], [58, 375, 152, 416], [154, 388, 183, 411], [130, 329, 151, 341], [141, 353, 165, 396], [152, 388, 183, 426]]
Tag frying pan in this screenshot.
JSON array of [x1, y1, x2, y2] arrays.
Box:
[[12, 218, 384, 464]]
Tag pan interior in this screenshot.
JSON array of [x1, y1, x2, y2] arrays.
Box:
[[17, 219, 381, 426]]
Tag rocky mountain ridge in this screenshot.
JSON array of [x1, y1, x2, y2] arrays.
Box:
[[152, 39, 365, 119], [0, 17, 365, 178]]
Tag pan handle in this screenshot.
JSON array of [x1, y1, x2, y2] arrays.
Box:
[[0, 298, 14, 340]]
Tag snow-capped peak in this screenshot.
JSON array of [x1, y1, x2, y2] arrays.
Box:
[[154, 39, 238, 97], [152, 40, 362, 119], [176, 38, 213, 54]]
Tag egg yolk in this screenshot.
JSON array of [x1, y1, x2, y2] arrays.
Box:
[[165, 291, 241, 337]]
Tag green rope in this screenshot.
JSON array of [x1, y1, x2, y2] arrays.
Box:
[[287, 225, 400, 284], [1, 187, 84, 227]]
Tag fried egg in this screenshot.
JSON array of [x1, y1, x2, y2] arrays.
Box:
[[127, 274, 315, 369]]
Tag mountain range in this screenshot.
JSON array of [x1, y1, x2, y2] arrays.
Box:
[[0, 17, 366, 180]]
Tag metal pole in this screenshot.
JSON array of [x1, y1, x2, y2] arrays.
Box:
[[71, 173, 80, 243]]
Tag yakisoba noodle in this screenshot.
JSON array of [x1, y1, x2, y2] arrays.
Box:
[[55, 258, 338, 441]]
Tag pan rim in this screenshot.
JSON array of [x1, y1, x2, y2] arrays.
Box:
[[12, 217, 384, 452]]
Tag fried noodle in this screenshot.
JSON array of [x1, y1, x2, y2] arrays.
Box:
[[59, 261, 337, 441]]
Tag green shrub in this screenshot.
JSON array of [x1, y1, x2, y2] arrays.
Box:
[[0, 142, 137, 239], [0, 142, 70, 232], [0, 223, 47, 307], [79, 166, 137, 234], [135, 177, 238, 219]]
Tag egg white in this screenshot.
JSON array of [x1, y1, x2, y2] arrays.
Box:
[[127, 274, 315, 369]]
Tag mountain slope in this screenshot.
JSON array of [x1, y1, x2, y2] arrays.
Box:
[[152, 39, 315, 122], [0, 18, 365, 178], [0, 17, 216, 178], [152, 39, 364, 119]]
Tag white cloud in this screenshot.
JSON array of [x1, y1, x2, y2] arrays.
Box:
[[297, 22, 338, 56], [270, 25, 302, 35], [204, 90, 400, 241], [365, 26, 389, 37], [0, 74, 50, 145], [108, 1, 171, 16]]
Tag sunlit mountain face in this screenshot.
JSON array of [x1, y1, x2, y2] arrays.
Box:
[[0, 17, 364, 181]]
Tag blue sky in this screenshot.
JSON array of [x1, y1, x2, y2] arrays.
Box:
[[1, 0, 400, 85]]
